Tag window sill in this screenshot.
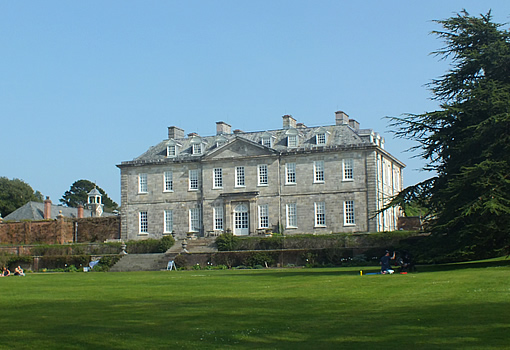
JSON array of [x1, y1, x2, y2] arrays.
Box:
[[343, 223, 356, 227], [342, 179, 354, 182], [313, 181, 325, 184], [188, 189, 199, 191], [257, 184, 268, 187], [285, 183, 297, 186], [234, 185, 246, 188], [212, 187, 223, 190], [163, 190, 174, 193], [286, 226, 297, 229], [314, 225, 327, 228], [138, 232, 149, 236]]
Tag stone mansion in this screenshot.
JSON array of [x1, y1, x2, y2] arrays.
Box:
[[117, 111, 404, 240]]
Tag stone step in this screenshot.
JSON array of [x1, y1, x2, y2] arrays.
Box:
[[109, 253, 175, 272], [109, 239, 218, 272]]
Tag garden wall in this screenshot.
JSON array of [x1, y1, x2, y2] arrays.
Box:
[[0, 216, 120, 245]]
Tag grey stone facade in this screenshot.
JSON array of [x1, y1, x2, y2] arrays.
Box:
[[117, 111, 405, 240]]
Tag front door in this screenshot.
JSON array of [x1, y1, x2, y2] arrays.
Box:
[[233, 203, 249, 236]]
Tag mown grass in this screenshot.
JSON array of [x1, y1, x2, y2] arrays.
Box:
[[0, 260, 509, 349]]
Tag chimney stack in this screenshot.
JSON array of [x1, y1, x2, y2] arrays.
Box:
[[44, 196, 52, 219], [282, 115, 297, 129], [168, 126, 184, 140], [335, 111, 349, 125], [216, 121, 231, 135], [349, 119, 360, 130], [77, 205, 84, 219]]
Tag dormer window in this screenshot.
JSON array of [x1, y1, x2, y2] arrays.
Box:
[[166, 140, 181, 157], [316, 133, 326, 145], [259, 132, 274, 148], [167, 145, 176, 157], [288, 135, 298, 147], [215, 135, 228, 148], [192, 143, 202, 155], [285, 128, 299, 148], [314, 127, 329, 145], [261, 137, 272, 147], [190, 136, 203, 155]]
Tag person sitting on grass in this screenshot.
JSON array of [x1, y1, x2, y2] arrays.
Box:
[[1, 267, 10, 277], [380, 250, 396, 274], [14, 266, 25, 276]]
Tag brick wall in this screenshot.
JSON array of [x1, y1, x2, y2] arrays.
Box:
[[0, 216, 120, 244]]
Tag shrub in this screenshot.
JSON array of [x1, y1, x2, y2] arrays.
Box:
[[215, 232, 239, 251], [245, 252, 275, 267], [173, 254, 188, 269], [157, 235, 175, 252], [91, 255, 122, 272]]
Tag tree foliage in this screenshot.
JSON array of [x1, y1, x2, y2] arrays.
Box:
[[60, 179, 119, 212], [387, 10, 510, 259], [0, 177, 43, 217]]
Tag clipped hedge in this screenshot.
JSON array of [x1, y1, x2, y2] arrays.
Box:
[[224, 231, 420, 251], [30, 243, 122, 256], [26, 236, 176, 256], [38, 255, 91, 270], [125, 235, 175, 254]]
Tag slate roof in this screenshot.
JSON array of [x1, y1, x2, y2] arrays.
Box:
[[3, 202, 113, 221], [118, 123, 392, 166]]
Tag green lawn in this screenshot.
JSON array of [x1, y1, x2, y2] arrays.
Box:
[[0, 262, 509, 349]]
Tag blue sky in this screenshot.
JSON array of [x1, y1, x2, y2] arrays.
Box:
[[2, 1, 510, 205]]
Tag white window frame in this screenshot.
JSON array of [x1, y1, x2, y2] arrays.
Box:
[[314, 161, 324, 183], [286, 163, 296, 184], [192, 143, 202, 155], [164, 209, 173, 233], [260, 137, 272, 148], [235, 166, 245, 187], [286, 203, 297, 228], [314, 202, 326, 227], [258, 204, 269, 229], [287, 134, 298, 147], [344, 200, 355, 226], [164, 171, 173, 192], [343, 158, 354, 181], [316, 133, 326, 145], [189, 207, 201, 232], [138, 173, 148, 193], [139, 211, 148, 234], [213, 168, 223, 189], [258, 164, 268, 186], [189, 169, 199, 190], [213, 206, 224, 231], [167, 145, 176, 157]]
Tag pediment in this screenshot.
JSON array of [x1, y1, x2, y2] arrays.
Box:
[[204, 136, 276, 160]]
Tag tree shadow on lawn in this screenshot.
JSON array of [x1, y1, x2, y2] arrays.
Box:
[[232, 257, 510, 278], [416, 257, 510, 273], [1, 296, 508, 350]]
